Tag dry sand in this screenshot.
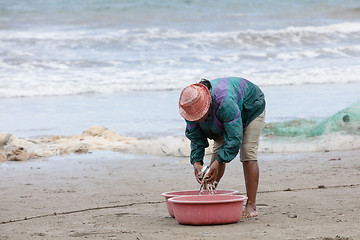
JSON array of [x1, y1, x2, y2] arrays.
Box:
[[0, 150, 359, 240]]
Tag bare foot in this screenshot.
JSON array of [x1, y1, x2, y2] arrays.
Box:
[[242, 203, 258, 218]]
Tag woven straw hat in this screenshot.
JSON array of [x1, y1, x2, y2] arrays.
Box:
[[179, 83, 211, 121]]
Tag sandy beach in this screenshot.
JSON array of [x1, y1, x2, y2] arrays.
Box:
[[1, 1, 359, 239], [0, 149, 359, 240]]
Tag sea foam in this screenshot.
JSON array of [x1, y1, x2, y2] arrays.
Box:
[[1, 102, 359, 161]]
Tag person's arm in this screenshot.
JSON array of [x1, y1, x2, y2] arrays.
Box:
[[185, 121, 209, 183], [205, 100, 242, 184], [215, 100, 243, 163], [185, 121, 209, 165]]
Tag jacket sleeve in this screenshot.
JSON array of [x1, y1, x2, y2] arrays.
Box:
[[215, 99, 243, 163], [185, 121, 209, 165]]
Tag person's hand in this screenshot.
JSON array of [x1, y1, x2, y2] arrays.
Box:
[[205, 160, 220, 184], [193, 161, 203, 184]]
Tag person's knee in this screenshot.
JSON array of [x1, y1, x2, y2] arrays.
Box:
[[240, 143, 258, 162]]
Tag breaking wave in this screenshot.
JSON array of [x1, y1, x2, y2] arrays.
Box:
[[1, 22, 360, 98]]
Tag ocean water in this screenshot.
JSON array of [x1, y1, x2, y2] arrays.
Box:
[[1, 0, 359, 154]]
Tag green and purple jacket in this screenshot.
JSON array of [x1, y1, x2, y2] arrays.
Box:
[[185, 77, 265, 165]]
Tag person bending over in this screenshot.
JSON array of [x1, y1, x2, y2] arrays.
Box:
[[179, 77, 265, 218]]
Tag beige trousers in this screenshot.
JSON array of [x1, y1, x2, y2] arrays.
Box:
[[211, 110, 265, 163]]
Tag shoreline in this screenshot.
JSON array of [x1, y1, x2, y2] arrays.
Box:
[[1, 82, 360, 139], [1, 150, 359, 239]]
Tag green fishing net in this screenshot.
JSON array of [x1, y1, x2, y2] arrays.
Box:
[[263, 101, 360, 138]]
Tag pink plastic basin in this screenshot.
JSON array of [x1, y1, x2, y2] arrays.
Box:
[[169, 195, 247, 225], [161, 189, 238, 217]]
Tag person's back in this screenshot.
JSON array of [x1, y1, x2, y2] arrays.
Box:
[[209, 77, 265, 128]]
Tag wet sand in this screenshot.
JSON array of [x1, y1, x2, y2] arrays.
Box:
[[0, 150, 359, 240]]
